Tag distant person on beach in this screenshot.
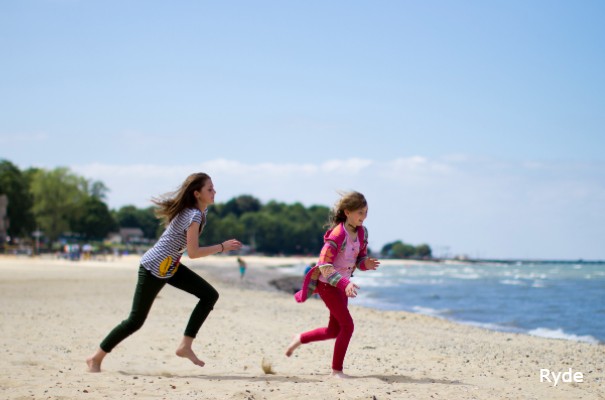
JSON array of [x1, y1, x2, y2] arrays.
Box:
[[86, 173, 242, 372], [304, 263, 313, 275], [285, 191, 380, 378], [237, 257, 247, 279]]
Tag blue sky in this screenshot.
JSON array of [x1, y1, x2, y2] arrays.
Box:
[[1, 1, 604, 259]]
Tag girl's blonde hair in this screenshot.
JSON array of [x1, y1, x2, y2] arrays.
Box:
[[152, 172, 211, 226], [328, 191, 367, 228]]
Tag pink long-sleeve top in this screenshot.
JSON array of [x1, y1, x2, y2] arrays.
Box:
[[294, 223, 369, 303]]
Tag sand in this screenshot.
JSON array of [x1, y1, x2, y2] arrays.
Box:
[[0, 255, 603, 400]]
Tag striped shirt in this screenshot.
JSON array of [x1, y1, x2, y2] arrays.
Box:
[[141, 207, 206, 279]]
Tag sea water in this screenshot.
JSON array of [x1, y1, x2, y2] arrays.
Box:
[[284, 261, 605, 344]]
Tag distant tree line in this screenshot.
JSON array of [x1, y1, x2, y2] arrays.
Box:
[[380, 241, 432, 259], [0, 159, 432, 258]]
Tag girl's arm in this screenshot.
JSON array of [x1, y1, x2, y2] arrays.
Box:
[[356, 246, 380, 270], [185, 222, 241, 259], [356, 241, 369, 271], [355, 227, 380, 271]]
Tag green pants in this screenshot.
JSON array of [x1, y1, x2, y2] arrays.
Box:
[[100, 264, 219, 353]]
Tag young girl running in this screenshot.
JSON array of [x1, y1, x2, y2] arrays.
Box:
[[86, 172, 241, 372], [286, 191, 380, 378]]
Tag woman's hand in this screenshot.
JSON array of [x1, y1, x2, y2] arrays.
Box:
[[345, 282, 359, 298], [365, 258, 381, 270], [221, 239, 242, 253]]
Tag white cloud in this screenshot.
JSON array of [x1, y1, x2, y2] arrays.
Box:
[[321, 158, 373, 174], [0, 132, 49, 144], [71, 157, 605, 259]]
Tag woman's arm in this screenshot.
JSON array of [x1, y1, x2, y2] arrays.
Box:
[[185, 222, 241, 259]]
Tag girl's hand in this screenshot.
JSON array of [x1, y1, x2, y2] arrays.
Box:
[[345, 282, 359, 298], [222, 239, 242, 252], [365, 258, 381, 270]]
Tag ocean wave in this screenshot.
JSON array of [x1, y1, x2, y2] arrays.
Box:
[[352, 278, 399, 288], [500, 279, 527, 286], [354, 295, 401, 311], [450, 273, 482, 280], [528, 327, 600, 344], [355, 277, 444, 287], [411, 305, 451, 317], [458, 320, 524, 334]]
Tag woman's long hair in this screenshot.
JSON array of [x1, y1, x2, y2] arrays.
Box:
[[152, 172, 211, 226]]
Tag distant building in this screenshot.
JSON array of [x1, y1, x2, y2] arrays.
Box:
[[107, 227, 145, 244], [0, 195, 8, 245], [119, 227, 145, 244]]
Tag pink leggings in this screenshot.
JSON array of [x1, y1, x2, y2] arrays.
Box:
[[300, 282, 354, 371]]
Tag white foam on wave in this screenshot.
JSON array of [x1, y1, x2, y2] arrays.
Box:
[[459, 320, 523, 334], [352, 278, 398, 288], [355, 276, 444, 287], [354, 294, 400, 311], [411, 305, 450, 317], [500, 279, 526, 286], [498, 278, 547, 288], [528, 327, 600, 344], [450, 273, 481, 280]]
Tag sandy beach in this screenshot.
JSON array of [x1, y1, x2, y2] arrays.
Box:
[[0, 255, 603, 400]]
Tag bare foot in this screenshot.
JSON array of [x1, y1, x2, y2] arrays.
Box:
[[331, 370, 352, 379], [86, 349, 106, 373], [285, 334, 302, 357], [176, 346, 205, 367], [86, 356, 101, 373]]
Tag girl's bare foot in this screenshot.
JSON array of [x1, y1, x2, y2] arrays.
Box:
[[331, 370, 352, 379], [176, 336, 205, 367], [285, 334, 302, 357], [86, 348, 107, 373]]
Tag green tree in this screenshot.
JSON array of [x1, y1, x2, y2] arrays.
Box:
[[139, 207, 162, 239], [29, 167, 87, 244], [0, 160, 35, 239], [383, 240, 416, 258], [221, 195, 261, 217], [253, 212, 285, 254], [201, 200, 329, 255], [70, 197, 117, 240], [114, 205, 160, 239], [392, 241, 417, 258], [87, 180, 110, 200], [416, 244, 432, 259], [382, 240, 433, 259]]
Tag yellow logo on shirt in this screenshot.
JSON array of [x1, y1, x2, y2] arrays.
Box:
[[159, 256, 173, 277]]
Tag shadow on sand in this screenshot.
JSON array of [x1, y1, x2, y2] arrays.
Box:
[[118, 370, 463, 385], [118, 370, 322, 383], [357, 374, 464, 385]]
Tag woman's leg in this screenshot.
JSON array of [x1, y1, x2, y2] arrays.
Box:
[[99, 266, 166, 352], [167, 264, 219, 337], [88, 266, 165, 372], [167, 264, 219, 367]]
